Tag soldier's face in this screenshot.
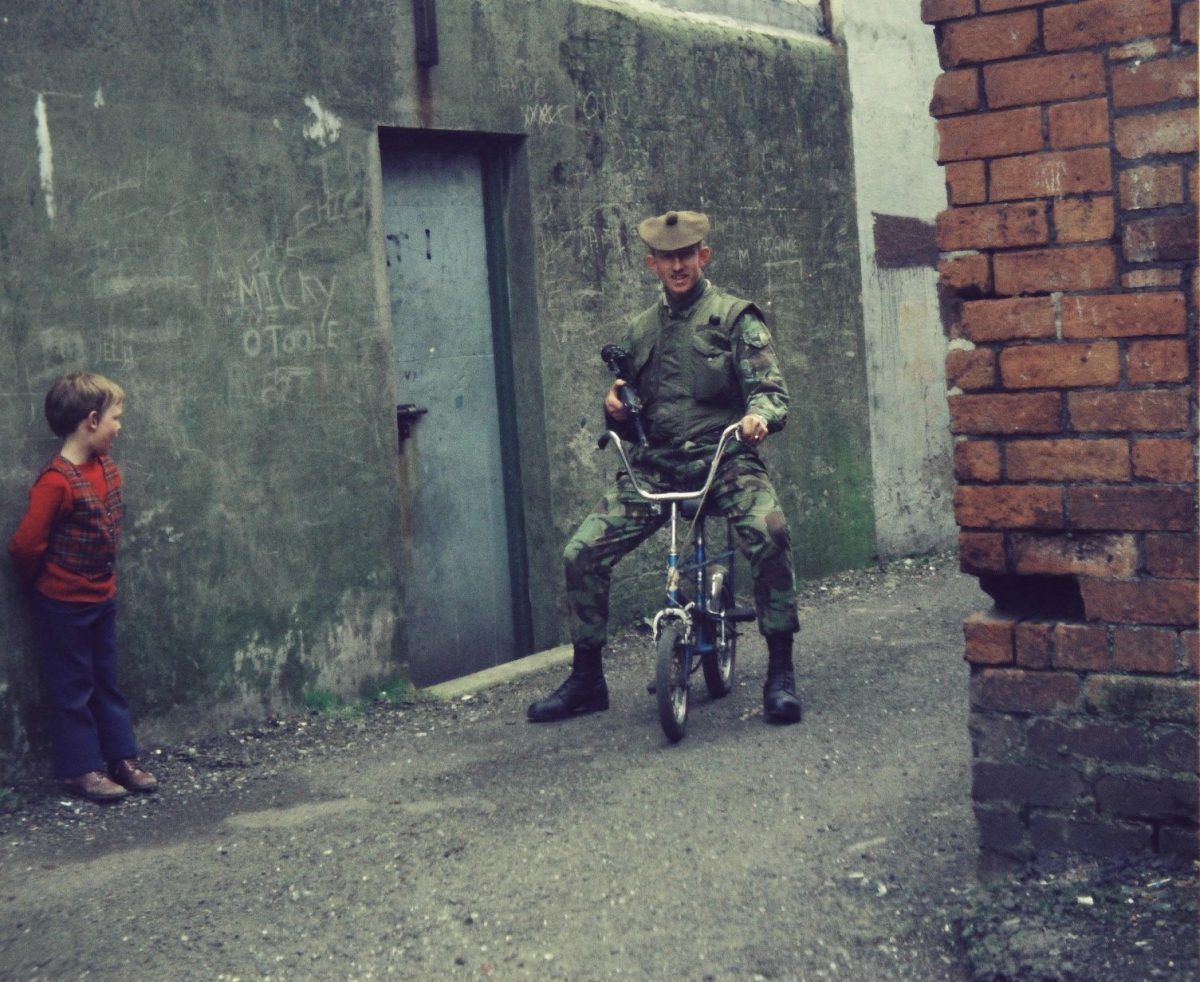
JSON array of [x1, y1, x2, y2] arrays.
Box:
[[646, 244, 710, 300]]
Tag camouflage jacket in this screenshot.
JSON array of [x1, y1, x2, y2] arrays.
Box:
[[609, 280, 789, 456]]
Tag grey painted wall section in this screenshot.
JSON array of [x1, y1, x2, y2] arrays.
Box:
[[0, 0, 871, 766], [837, 0, 956, 557]]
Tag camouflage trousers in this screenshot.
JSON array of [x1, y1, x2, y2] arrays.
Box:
[[564, 449, 800, 648]]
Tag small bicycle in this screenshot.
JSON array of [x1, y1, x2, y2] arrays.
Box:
[[598, 421, 757, 742]]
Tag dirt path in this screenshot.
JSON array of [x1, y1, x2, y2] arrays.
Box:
[[1, 557, 1194, 980]]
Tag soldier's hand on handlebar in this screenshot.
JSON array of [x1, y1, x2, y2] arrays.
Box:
[[740, 413, 768, 445]]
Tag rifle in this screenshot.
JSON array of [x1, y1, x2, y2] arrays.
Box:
[[600, 344, 648, 447]]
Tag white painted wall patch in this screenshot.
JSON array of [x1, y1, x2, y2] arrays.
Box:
[[302, 96, 342, 147], [34, 94, 55, 223]]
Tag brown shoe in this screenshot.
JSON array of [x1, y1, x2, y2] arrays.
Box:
[[63, 771, 130, 802], [109, 758, 158, 792]]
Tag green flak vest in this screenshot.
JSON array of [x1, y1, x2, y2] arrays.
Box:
[[623, 284, 762, 449]]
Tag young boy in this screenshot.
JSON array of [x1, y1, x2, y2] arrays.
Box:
[[8, 371, 157, 802]]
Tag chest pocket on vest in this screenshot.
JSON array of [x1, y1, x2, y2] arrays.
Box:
[[691, 329, 736, 403]]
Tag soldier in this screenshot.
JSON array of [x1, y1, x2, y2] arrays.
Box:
[[528, 209, 802, 725]]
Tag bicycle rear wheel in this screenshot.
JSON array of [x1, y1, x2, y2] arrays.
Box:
[[702, 581, 737, 698], [656, 621, 689, 743]]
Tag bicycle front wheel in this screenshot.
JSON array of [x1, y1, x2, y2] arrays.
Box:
[[656, 621, 689, 743]]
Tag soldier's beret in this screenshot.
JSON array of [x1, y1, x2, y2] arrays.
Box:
[[637, 210, 710, 251]]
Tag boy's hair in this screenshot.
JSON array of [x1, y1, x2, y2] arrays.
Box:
[[44, 371, 125, 438]]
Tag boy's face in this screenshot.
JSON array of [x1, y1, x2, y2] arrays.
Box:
[[645, 243, 710, 300], [87, 402, 123, 455]]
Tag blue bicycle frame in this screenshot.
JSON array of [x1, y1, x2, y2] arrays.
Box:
[[599, 422, 748, 740]]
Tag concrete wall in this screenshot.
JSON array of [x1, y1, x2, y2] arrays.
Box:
[[838, 0, 956, 558], [0, 0, 871, 765]]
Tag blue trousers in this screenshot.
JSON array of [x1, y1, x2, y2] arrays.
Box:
[[32, 595, 138, 779]]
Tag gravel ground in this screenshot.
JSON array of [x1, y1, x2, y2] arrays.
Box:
[[0, 553, 1196, 980]]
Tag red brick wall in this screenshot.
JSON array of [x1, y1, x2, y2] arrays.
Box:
[[924, 0, 1198, 862]]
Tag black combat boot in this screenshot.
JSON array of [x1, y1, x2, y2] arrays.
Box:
[[763, 633, 802, 724], [527, 645, 608, 722]]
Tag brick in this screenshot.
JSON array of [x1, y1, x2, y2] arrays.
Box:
[[950, 391, 1062, 434], [990, 148, 1113, 202], [1068, 389, 1190, 432], [944, 160, 988, 204], [1055, 196, 1115, 244], [938, 107, 1043, 162], [937, 202, 1049, 251], [947, 346, 997, 390], [1053, 622, 1111, 670], [960, 531, 1007, 573], [1114, 626, 1178, 673], [956, 485, 1064, 528], [1184, 1, 1199, 44], [1152, 726, 1200, 771], [922, 0, 976, 23], [975, 761, 1084, 807], [1116, 108, 1198, 159], [1186, 630, 1200, 675], [1085, 673, 1199, 721], [1062, 292, 1186, 339], [1081, 578, 1200, 626], [972, 667, 1081, 714], [1185, 630, 1200, 675], [961, 296, 1055, 341], [1160, 826, 1200, 861], [1122, 269, 1183, 289], [931, 69, 980, 117], [1069, 485, 1196, 531], [1131, 437, 1195, 480], [985, 52, 1106, 110], [1012, 532, 1138, 577], [1007, 437, 1131, 483], [1028, 717, 1150, 766], [940, 252, 992, 295], [1000, 341, 1120, 389], [1095, 774, 1198, 821], [1016, 621, 1054, 667], [1047, 99, 1111, 151], [1119, 164, 1185, 210], [1145, 532, 1200, 579], [994, 246, 1116, 296], [974, 802, 1032, 860], [964, 610, 1017, 664], [980, 0, 1054, 10], [942, 11, 1040, 67], [1044, 0, 1174, 52], [1108, 38, 1172, 60], [1030, 813, 1155, 857], [970, 713, 1026, 759], [1127, 340, 1189, 384], [1112, 56, 1199, 109], [954, 439, 1004, 481], [1125, 214, 1199, 263]]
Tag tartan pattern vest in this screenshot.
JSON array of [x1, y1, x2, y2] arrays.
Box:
[[44, 454, 123, 580]]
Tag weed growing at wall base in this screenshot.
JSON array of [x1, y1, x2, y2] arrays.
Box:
[[301, 675, 415, 719]]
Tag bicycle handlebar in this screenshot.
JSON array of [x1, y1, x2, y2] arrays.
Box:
[[597, 422, 743, 504]]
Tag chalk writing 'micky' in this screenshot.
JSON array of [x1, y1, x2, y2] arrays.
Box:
[[231, 268, 335, 316]]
